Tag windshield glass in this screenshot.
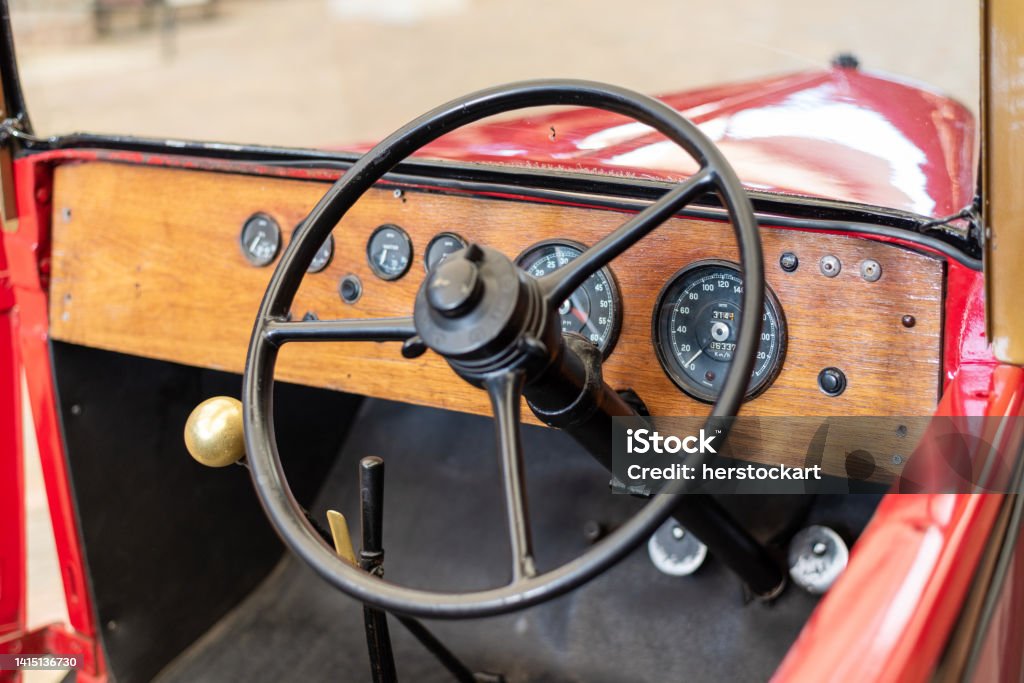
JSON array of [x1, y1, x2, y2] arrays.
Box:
[[11, 0, 978, 216]]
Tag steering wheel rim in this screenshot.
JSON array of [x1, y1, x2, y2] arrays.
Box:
[[242, 79, 765, 619]]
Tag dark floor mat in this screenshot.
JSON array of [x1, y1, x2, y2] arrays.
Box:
[[156, 399, 831, 683]]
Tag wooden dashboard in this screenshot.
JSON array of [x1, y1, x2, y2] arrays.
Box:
[[48, 161, 945, 477]]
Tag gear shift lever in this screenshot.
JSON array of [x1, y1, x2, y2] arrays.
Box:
[[183, 396, 246, 468]]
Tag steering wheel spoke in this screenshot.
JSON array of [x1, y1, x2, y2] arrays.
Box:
[[539, 165, 715, 306], [263, 316, 417, 346], [484, 370, 537, 582]]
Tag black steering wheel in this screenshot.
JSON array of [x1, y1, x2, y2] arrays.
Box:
[[242, 80, 764, 619]]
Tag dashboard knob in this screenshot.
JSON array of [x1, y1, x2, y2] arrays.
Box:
[[184, 396, 246, 467], [817, 367, 847, 397]]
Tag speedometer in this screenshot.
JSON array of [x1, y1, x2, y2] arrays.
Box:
[[652, 260, 786, 402], [517, 240, 622, 358]]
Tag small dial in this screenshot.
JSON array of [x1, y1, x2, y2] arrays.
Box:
[[424, 232, 467, 271], [366, 224, 413, 280], [653, 260, 786, 402], [292, 225, 334, 274], [516, 240, 622, 357], [239, 213, 281, 267]]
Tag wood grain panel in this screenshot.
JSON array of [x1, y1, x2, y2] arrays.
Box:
[[49, 161, 944, 471]]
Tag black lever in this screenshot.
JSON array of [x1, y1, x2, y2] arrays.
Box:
[[353, 456, 500, 683], [358, 456, 399, 683]]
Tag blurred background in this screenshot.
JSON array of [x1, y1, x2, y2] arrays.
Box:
[[9, 1, 977, 680], [10, 0, 978, 148]]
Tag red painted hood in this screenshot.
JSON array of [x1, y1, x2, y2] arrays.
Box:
[[413, 68, 975, 218]]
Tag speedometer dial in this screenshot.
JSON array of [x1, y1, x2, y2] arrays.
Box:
[[653, 260, 786, 402], [517, 240, 622, 358]]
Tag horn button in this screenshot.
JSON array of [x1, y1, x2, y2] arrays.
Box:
[[414, 244, 553, 372], [426, 249, 483, 317]]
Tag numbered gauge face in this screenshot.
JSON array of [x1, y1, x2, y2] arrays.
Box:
[[292, 225, 334, 274], [239, 213, 282, 267], [517, 240, 622, 357], [366, 224, 412, 280], [424, 232, 467, 271], [653, 260, 786, 402]]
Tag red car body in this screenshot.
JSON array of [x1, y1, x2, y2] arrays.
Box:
[[1, 64, 1022, 683]]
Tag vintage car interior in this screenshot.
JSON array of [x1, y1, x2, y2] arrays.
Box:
[[2, 2, 1024, 682]]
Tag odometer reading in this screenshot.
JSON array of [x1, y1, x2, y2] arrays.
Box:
[[517, 240, 622, 357], [653, 260, 786, 402]]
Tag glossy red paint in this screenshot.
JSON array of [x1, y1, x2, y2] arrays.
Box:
[[1, 156, 104, 680], [944, 260, 995, 383], [416, 67, 976, 218], [0, 211, 26, 683]]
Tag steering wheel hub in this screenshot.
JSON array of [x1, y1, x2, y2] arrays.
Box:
[[413, 244, 556, 378], [425, 249, 483, 316]]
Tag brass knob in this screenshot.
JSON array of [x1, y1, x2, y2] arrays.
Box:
[[184, 396, 246, 468]]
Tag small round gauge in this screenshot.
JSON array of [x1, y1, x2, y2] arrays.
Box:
[[516, 240, 622, 357], [292, 225, 334, 274], [366, 224, 413, 280], [653, 259, 786, 402], [239, 213, 281, 267], [424, 232, 467, 271]]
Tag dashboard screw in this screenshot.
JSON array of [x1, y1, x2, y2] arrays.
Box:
[[891, 454, 904, 466], [779, 252, 799, 272], [819, 255, 841, 278], [860, 259, 882, 282], [901, 315, 916, 328]]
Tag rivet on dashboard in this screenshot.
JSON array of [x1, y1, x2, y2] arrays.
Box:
[[901, 315, 916, 328], [779, 252, 799, 272], [859, 259, 882, 282], [819, 255, 841, 278]]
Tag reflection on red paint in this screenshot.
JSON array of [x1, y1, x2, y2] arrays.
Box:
[[415, 68, 976, 218]]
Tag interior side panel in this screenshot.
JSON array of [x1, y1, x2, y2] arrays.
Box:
[[51, 342, 362, 682]]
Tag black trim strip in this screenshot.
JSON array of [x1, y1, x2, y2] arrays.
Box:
[[378, 169, 982, 270], [14, 131, 981, 268]]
